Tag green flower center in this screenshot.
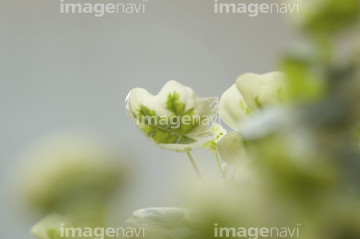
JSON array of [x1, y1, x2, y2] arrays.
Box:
[[134, 92, 204, 144]]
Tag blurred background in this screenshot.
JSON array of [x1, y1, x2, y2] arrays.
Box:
[[0, 0, 300, 238]]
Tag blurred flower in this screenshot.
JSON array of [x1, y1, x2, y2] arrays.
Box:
[[202, 123, 227, 154], [294, 0, 360, 34], [219, 72, 285, 130], [125, 80, 218, 152], [18, 133, 125, 215], [126, 207, 200, 239], [281, 55, 326, 102]]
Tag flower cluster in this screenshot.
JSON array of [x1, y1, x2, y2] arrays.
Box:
[[125, 72, 286, 178]]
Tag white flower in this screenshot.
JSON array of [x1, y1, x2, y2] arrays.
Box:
[[217, 72, 285, 165], [125, 80, 218, 152], [219, 72, 285, 131]]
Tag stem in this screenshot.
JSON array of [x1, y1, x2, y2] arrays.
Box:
[[186, 152, 202, 180], [215, 153, 225, 178]]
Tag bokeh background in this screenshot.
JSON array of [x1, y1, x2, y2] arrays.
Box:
[[0, 0, 300, 238]]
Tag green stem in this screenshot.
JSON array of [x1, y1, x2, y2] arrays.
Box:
[[186, 152, 202, 180], [215, 153, 225, 178]]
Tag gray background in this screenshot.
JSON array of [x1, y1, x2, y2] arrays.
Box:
[[0, 0, 298, 238]]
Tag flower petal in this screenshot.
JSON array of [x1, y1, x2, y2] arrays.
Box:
[[219, 84, 251, 131], [126, 207, 196, 239], [235, 72, 286, 111], [218, 131, 246, 165]]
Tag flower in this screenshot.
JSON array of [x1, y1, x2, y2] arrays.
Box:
[[202, 123, 227, 154], [125, 80, 218, 152], [217, 72, 285, 165], [126, 207, 200, 239], [18, 133, 124, 212], [219, 72, 285, 131]]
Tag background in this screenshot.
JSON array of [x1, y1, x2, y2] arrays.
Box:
[[0, 0, 298, 238]]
